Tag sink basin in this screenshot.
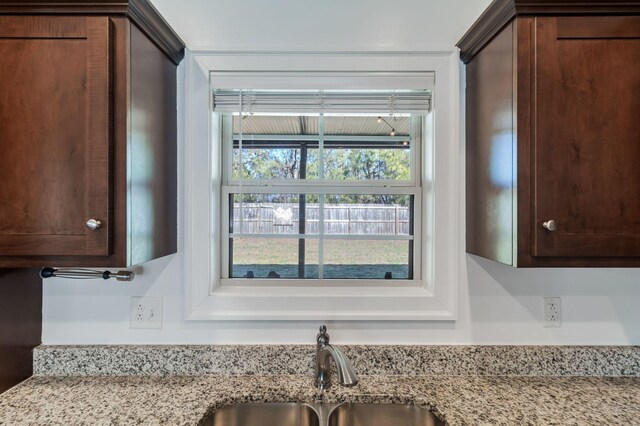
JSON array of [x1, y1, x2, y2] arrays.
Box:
[[201, 403, 319, 426], [200, 402, 444, 426], [328, 403, 445, 426]]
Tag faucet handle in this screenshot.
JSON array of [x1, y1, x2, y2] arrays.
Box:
[[317, 324, 330, 344]]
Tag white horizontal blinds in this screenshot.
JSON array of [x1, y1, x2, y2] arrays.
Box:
[[213, 90, 431, 114]]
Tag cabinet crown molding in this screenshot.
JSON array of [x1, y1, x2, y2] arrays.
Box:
[[457, 0, 640, 63], [0, 0, 184, 64]]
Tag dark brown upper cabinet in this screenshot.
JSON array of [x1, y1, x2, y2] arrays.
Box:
[[458, 0, 640, 267], [0, 1, 184, 267]]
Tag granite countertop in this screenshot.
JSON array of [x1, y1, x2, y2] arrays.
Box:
[[2, 345, 639, 425], [1, 374, 639, 426]]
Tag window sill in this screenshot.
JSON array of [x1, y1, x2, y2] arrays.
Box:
[[186, 284, 454, 321]]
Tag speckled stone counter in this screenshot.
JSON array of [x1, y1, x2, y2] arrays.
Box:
[[2, 345, 639, 425], [1, 374, 639, 425]]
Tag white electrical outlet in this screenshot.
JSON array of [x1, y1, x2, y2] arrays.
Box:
[[543, 297, 561, 327], [130, 297, 163, 329]]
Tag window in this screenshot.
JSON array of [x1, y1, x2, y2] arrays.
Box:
[[215, 91, 428, 285], [183, 53, 459, 320]]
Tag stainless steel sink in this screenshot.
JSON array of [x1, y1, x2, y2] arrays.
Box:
[[328, 403, 445, 426], [200, 402, 445, 426], [201, 403, 319, 426]]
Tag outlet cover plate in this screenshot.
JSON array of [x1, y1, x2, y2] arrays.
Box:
[[130, 297, 163, 329], [543, 297, 561, 328]]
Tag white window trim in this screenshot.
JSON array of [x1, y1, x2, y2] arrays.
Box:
[[183, 52, 460, 321]]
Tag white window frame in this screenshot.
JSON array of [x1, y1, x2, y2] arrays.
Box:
[[183, 52, 460, 320]]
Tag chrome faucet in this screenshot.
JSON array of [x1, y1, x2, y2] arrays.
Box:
[[315, 325, 359, 390]]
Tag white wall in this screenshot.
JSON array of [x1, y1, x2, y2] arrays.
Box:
[[42, 0, 640, 345]]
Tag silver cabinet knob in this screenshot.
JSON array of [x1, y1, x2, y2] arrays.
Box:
[[542, 220, 557, 231], [86, 219, 102, 230]]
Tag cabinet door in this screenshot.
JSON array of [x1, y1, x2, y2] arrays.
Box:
[[0, 16, 112, 256], [533, 16, 640, 257]]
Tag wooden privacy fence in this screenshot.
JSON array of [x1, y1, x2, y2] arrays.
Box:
[[233, 203, 410, 235]]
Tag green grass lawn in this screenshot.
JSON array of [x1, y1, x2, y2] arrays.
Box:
[[231, 238, 408, 265], [230, 238, 410, 279]]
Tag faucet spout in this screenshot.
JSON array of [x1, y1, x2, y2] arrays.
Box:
[[315, 325, 359, 390]]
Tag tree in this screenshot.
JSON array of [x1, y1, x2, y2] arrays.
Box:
[[234, 143, 411, 205]]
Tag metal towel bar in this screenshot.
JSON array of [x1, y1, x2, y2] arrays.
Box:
[[40, 267, 134, 281]]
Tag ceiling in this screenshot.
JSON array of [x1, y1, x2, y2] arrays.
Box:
[[234, 115, 411, 136], [149, 0, 492, 52]]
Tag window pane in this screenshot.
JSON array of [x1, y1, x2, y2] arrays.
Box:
[[232, 114, 319, 180], [230, 237, 319, 279], [323, 147, 410, 180], [232, 147, 320, 180], [323, 239, 411, 279], [229, 114, 413, 181], [323, 115, 411, 181], [231, 193, 319, 235], [323, 195, 412, 236]]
